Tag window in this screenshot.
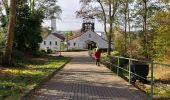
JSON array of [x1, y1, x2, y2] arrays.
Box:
[[55, 41, 57, 45], [89, 34, 91, 38], [49, 41, 52, 45], [74, 42, 76, 46], [44, 41, 46, 45], [68, 42, 70, 46]]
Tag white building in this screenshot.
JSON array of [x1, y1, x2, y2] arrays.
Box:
[[40, 17, 113, 51], [40, 33, 65, 51], [67, 30, 110, 50]]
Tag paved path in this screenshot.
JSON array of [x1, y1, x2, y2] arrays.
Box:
[[29, 51, 147, 100]]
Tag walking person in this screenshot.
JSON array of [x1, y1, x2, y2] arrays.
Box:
[[94, 48, 101, 66]]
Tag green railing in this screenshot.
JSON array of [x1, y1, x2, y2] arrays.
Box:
[[101, 55, 170, 100]]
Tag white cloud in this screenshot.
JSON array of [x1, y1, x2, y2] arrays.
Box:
[[43, 0, 104, 32]]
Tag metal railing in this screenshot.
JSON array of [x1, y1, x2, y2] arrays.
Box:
[[101, 55, 170, 100]]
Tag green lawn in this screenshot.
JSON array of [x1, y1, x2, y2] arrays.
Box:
[[0, 55, 71, 100]]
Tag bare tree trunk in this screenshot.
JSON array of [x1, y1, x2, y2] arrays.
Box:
[[143, 0, 148, 58], [97, 0, 119, 56], [127, 2, 132, 58], [98, 0, 107, 33], [3, 0, 17, 65], [98, 0, 112, 55], [107, 0, 112, 56], [124, 0, 129, 54], [108, 22, 112, 56], [124, 15, 127, 54]]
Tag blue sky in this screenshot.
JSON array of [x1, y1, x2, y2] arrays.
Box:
[[43, 0, 104, 32]]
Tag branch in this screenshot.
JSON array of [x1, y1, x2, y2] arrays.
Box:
[[2, 0, 9, 18], [97, 0, 107, 34]]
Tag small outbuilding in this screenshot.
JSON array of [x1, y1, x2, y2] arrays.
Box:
[[40, 33, 65, 51]]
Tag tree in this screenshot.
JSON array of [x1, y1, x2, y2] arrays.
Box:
[[14, 0, 44, 51], [29, 0, 62, 19], [149, 1, 170, 61], [1, 0, 9, 20], [132, 0, 160, 58], [13, 0, 61, 52], [0, 0, 62, 65], [41, 27, 50, 38], [67, 31, 73, 38], [113, 27, 124, 55], [0, 31, 6, 54], [3, 0, 17, 65], [0, 0, 9, 33], [118, 0, 133, 54]]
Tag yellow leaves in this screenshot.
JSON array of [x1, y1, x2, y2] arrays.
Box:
[[3, 68, 44, 76], [155, 88, 170, 97], [154, 11, 170, 25], [161, 0, 170, 4]]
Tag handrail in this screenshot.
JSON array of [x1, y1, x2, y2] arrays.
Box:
[[153, 62, 170, 67], [113, 56, 151, 64], [110, 56, 170, 67], [101, 55, 170, 100], [101, 56, 152, 100], [103, 59, 148, 80]]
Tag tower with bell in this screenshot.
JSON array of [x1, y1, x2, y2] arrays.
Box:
[[81, 16, 95, 32]]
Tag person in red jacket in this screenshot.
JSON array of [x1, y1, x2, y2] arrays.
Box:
[[94, 48, 101, 66]]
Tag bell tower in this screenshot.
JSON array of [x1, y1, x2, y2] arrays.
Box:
[[81, 16, 95, 32]]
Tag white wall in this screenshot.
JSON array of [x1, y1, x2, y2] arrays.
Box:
[[67, 30, 113, 50], [40, 34, 62, 51], [41, 31, 114, 51], [67, 37, 83, 50], [80, 30, 109, 49]]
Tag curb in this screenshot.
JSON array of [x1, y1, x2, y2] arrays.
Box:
[[21, 59, 71, 100]]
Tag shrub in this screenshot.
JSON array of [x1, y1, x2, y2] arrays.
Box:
[[33, 50, 46, 57], [0, 32, 5, 54], [40, 49, 46, 53], [111, 51, 119, 56], [47, 48, 53, 54]]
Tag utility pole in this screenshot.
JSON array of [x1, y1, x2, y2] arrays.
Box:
[[66, 32, 68, 51], [59, 41, 63, 57]]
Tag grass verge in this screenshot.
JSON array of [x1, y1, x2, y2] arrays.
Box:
[[0, 55, 71, 100]]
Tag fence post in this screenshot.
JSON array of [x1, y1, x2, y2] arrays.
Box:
[[117, 57, 120, 76], [129, 58, 131, 84], [150, 62, 154, 100]]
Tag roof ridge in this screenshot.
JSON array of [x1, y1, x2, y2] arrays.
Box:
[[51, 33, 65, 40]]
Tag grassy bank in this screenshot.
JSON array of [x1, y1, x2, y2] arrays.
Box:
[[0, 55, 71, 100]]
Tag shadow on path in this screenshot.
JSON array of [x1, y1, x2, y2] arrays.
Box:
[[29, 51, 147, 100]]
